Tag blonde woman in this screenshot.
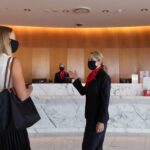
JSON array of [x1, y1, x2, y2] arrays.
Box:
[[0, 26, 32, 150], [69, 51, 111, 150]]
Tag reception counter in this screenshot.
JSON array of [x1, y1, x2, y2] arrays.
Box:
[[28, 83, 150, 135]]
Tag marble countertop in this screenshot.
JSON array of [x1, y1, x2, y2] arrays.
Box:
[[28, 83, 150, 135], [31, 83, 144, 96]]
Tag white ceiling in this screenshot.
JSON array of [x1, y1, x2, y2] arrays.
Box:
[[0, 0, 150, 28]]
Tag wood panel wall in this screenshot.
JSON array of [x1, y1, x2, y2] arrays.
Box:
[[10, 25, 150, 83], [50, 48, 68, 81], [14, 47, 32, 83], [32, 48, 50, 79], [67, 48, 84, 80]]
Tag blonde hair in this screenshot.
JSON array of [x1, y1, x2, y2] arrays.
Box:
[[0, 26, 12, 56], [90, 51, 103, 62]]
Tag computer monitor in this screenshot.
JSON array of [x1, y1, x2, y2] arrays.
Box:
[[64, 77, 72, 83]]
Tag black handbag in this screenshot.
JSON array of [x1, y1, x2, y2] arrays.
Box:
[[0, 57, 41, 131]]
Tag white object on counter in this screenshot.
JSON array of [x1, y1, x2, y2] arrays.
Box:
[[143, 77, 150, 90]]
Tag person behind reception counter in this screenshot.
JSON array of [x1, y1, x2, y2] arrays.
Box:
[[54, 63, 69, 83], [0, 26, 32, 150], [69, 51, 111, 150]]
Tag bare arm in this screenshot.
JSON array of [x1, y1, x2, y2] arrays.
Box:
[[11, 58, 33, 101]]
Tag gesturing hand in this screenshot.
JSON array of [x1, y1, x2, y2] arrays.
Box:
[[68, 70, 78, 80], [96, 122, 104, 133]]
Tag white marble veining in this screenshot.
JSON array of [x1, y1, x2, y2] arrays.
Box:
[[29, 83, 150, 135], [111, 83, 143, 96], [31, 83, 144, 98]]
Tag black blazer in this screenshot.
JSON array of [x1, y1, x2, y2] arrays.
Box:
[[54, 71, 69, 83], [73, 69, 111, 124]]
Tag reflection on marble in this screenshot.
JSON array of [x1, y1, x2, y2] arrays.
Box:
[[29, 84, 150, 135]]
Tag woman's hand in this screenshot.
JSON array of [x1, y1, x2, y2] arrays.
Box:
[[68, 70, 78, 80], [96, 122, 104, 133]]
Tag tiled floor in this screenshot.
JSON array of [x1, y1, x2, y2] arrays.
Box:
[[30, 134, 150, 150]]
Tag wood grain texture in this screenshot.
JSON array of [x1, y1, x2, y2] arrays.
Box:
[[67, 48, 84, 80], [10, 26, 150, 83], [12, 26, 150, 48], [32, 48, 50, 79], [119, 48, 138, 79], [50, 48, 68, 82]]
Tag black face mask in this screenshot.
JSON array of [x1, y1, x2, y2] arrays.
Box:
[[88, 60, 97, 70], [59, 67, 64, 71], [10, 39, 19, 53]]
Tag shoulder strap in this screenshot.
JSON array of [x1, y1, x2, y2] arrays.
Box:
[[8, 57, 16, 89], [4, 57, 11, 89]]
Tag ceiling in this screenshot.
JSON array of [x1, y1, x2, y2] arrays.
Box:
[[0, 0, 150, 28]]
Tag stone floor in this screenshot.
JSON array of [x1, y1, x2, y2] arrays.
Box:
[[30, 134, 150, 150]]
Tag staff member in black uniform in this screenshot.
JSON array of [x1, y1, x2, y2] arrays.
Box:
[[69, 51, 111, 150], [54, 63, 69, 83]]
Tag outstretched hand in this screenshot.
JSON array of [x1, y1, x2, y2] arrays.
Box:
[[68, 70, 78, 80]]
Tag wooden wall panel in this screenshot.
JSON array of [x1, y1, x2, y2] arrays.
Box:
[[14, 47, 150, 83], [12, 26, 150, 48], [137, 48, 150, 71], [101, 48, 119, 83], [14, 47, 32, 83], [119, 48, 138, 79], [32, 48, 50, 79], [50, 48, 68, 82], [10, 26, 150, 83], [67, 48, 84, 80]]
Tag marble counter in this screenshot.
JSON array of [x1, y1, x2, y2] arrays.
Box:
[[31, 83, 144, 97], [28, 83, 150, 135]]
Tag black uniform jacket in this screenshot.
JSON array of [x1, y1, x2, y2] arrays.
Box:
[[73, 69, 111, 124], [54, 71, 69, 83]]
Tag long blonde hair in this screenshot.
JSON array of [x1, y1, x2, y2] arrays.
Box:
[[0, 26, 12, 56], [90, 51, 103, 62]]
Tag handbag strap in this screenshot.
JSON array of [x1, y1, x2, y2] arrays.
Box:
[[4, 57, 11, 89], [4, 57, 16, 90], [8, 57, 15, 90]]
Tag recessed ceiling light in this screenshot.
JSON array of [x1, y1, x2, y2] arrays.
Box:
[[72, 7, 91, 14], [102, 10, 110, 14], [62, 9, 70, 13], [24, 8, 31, 12], [75, 23, 83, 27], [140, 8, 148, 12]]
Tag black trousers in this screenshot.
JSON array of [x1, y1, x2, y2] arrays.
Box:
[[82, 122, 107, 150]]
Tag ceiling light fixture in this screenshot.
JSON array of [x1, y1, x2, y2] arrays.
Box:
[[102, 10, 110, 14], [62, 9, 70, 13], [76, 23, 83, 27], [140, 8, 148, 12], [24, 8, 31, 12], [72, 7, 91, 14]]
